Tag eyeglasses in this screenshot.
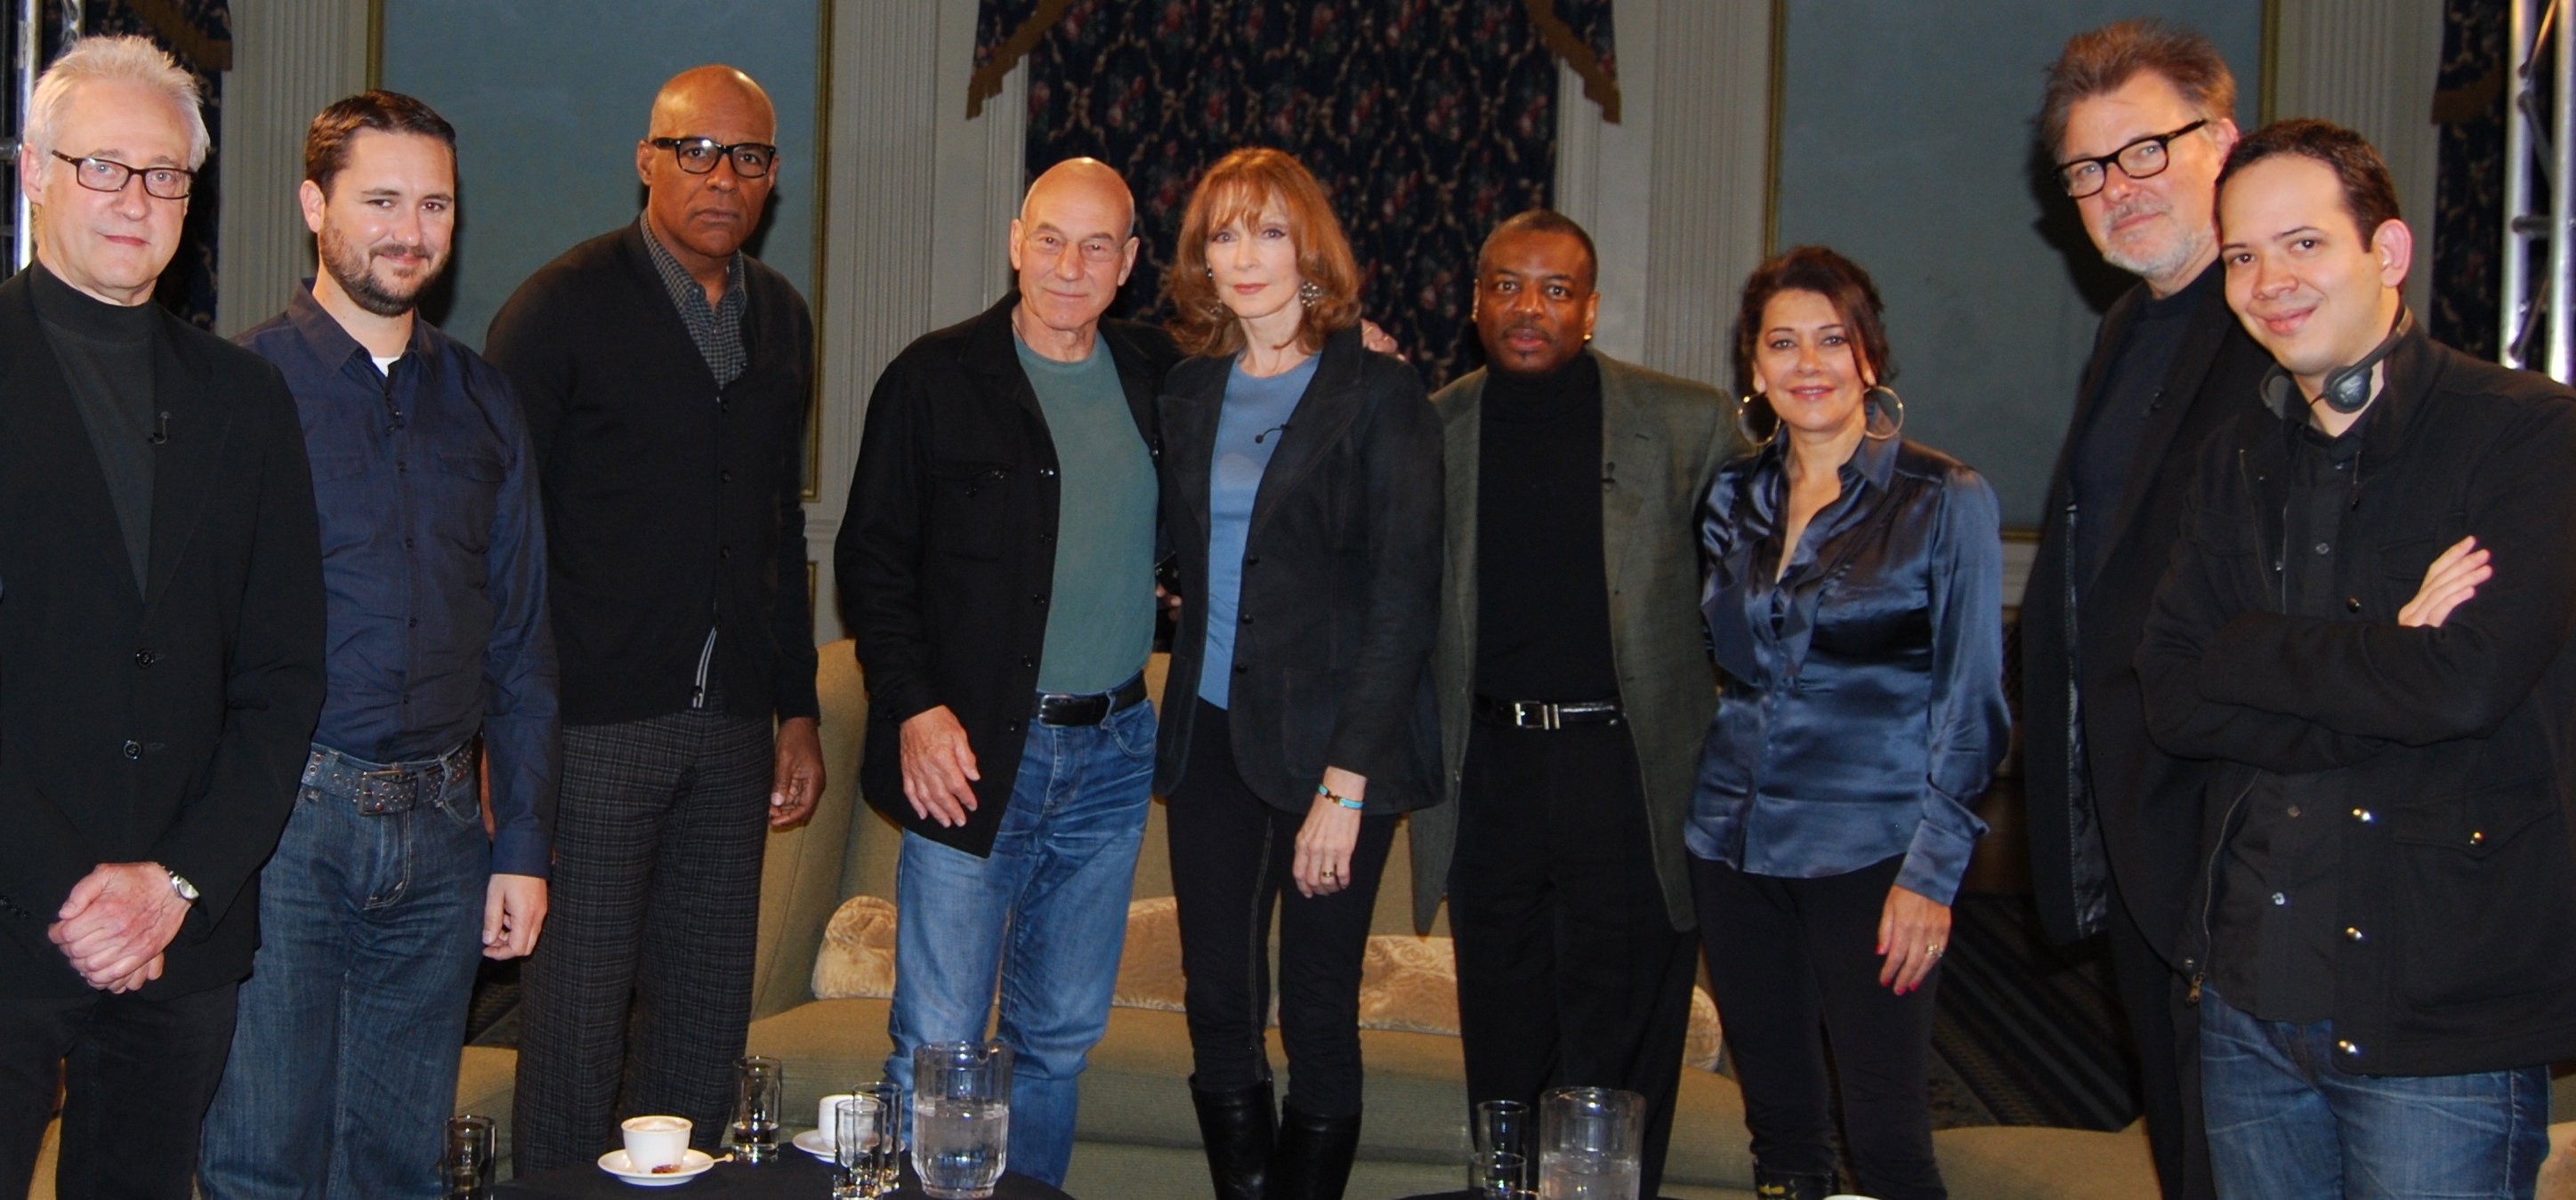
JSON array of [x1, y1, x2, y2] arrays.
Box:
[[2055, 119, 2208, 199], [648, 137, 778, 178], [51, 151, 192, 199]]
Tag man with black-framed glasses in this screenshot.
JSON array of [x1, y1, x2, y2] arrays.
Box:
[[2022, 22, 2268, 1200], [489, 64, 824, 1172]]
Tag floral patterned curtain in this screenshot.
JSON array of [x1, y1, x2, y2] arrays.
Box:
[[996, 0, 1595, 387]]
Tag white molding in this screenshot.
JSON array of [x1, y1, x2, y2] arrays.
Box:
[[2268, 0, 2444, 320], [214, 0, 369, 334]]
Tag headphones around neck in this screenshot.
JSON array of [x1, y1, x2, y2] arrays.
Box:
[[2265, 307, 2414, 416]]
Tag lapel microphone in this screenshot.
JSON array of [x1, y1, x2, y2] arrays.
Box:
[[147, 411, 169, 445], [1254, 423, 1290, 445]]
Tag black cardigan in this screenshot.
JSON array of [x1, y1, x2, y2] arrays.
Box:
[[486, 223, 819, 727], [1153, 326, 1443, 814]]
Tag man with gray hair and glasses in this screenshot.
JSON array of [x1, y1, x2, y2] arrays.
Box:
[[2022, 20, 2269, 1200], [0, 35, 326, 1197]]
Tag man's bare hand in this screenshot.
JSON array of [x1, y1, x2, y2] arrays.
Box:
[[482, 874, 548, 960], [49, 862, 189, 990], [2399, 536, 2491, 629], [771, 716, 825, 828], [900, 706, 981, 828]]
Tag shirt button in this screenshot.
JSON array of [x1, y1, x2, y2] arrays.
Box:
[[121, 740, 141, 760], [2270, 891, 2288, 906], [1040, 467, 1058, 478], [1039, 532, 1054, 544], [1021, 656, 1035, 668], [2314, 542, 2331, 555], [719, 546, 733, 560], [1245, 557, 1260, 568], [133, 649, 156, 667], [396, 459, 408, 473], [1233, 664, 1248, 674], [1032, 593, 1046, 606], [1240, 614, 1252, 624], [1005, 721, 1021, 733], [2346, 597, 2362, 612], [2286, 805, 2301, 817], [403, 536, 416, 550], [720, 470, 733, 483]]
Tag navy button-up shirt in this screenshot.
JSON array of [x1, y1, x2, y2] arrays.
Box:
[[1689, 433, 2009, 905], [238, 285, 558, 877]]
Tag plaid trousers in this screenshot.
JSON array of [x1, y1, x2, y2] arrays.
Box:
[[510, 703, 772, 1172]]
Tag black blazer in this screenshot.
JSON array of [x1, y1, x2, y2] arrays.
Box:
[[2021, 272, 2271, 957], [1153, 326, 1442, 814], [486, 223, 819, 727], [0, 269, 326, 997], [838, 294, 1175, 856]]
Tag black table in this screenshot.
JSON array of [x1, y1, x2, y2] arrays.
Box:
[[495, 1146, 1070, 1199]]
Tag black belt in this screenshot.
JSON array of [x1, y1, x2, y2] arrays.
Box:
[[1033, 674, 1150, 728], [1473, 695, 1624, 730], [302, 740, 475, 815]]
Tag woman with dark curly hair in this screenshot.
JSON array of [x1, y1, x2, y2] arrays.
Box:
[[1691, 246, 2009, 1200], [1154, 147, 1442, 1200]]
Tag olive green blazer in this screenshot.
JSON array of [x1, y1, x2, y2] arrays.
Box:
[[1409, 349, 1737, 933]]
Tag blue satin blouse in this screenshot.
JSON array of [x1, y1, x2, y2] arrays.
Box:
[[1687, 432, 2008, 905]]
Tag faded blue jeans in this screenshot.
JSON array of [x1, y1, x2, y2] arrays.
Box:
[[199, 744, 492, 1200], [884, 696, 1155, 1187], [2201, 987, 2548, 1200]]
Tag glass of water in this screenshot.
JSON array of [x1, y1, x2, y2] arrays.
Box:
[[731, 1055, 785, 1163], [1472, 1099, 1530, 1197], [442, 1114, 496, 1200], [832, 1098, 868, 1199], [911, 1040, 1013, 1199], [863, 1080, 905, 1194], [1538, 1087, 1643, 1200]]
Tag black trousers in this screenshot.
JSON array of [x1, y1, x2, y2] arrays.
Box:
[[1167, 701, 1398, 1119], [1450, 720, 1699, 1199], [513, 701, 775, 1172], [2107, 887, 2212, 1200], [1692, 853, 1943, 1200], [0, 981, 238, 1199]]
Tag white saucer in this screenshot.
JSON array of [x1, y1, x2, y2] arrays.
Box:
[[792, 1127, 836, 1160], [598, 1148, 715, 1186]]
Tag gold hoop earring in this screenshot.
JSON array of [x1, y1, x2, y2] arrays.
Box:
[[1736, 393, 1780, 448], [1864, 385, 1905, 441]]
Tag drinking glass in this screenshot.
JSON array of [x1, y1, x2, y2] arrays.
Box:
[[1472, 1099, 1530, 1197], [731, 1055, 785, 1163], [1538, 1087, 1643, 1200], [864, 1079, 905, 1194], [442, 1114, 496, 1200], [911, 1040, 1012, 1199], [832, 1097, 868, 1199]]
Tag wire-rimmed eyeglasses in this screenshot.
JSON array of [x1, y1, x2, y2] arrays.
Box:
[[52, 151, 192, 199], [2055, 120, 2208, 199], [648, 137, 778, 179]]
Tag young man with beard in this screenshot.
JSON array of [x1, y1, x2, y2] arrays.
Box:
[[198, 92, 556, 1200]]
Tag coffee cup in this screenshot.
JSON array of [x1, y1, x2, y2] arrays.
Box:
[[620, 1115, 691, 1170], [816, 1092, 861, 1149]]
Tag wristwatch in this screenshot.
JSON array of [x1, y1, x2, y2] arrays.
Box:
[[164, 866, 199, 905]]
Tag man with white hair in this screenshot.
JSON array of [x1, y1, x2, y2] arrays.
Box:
[[0, 35, 326, 1196]]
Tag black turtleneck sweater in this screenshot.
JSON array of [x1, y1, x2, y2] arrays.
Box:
[[1474, 351, 1620, 701], [31, 262, 162, 590]]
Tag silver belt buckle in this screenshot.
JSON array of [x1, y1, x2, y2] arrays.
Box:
[[357, 768, 420, 815], [1511, 701, 1560, 731]]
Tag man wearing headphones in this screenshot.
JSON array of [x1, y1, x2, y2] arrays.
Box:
[[2137, 119, 2576, 1195]]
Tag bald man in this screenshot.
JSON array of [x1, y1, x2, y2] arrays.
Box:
[[488, 65, 823, 1172], [837, 158, 1177, 1186]]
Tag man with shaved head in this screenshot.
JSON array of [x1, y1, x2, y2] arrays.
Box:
[[489, 64, 823, 1171], [838, 157, 1175, 1186]]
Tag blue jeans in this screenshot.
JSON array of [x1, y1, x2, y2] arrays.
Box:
[[199, 745, 493, 1200], [2200, 987, 2548, 1200], [884, 697, 1155, 1187]]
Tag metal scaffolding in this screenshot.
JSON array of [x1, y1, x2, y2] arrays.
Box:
[[2, 0, 77, 271], [2505, 0, 2576, 379]]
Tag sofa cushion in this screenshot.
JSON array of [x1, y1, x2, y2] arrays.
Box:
[[812, 894, 900, 999]]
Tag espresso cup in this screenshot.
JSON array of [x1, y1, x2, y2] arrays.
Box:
[[620, 1115, 692, 1170]]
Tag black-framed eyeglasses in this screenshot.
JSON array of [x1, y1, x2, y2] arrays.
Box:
[[2055, 119, 2209, 198], [648, 137, 778, 178], [51, 150, 192, 199]]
